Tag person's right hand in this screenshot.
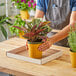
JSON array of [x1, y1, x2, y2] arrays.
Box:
[[38, 38, 53, 51]]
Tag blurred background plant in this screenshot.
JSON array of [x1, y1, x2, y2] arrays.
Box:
[[68, 25, 76, 52], [0, 3, 12, 39], [11, 0, 36, 11], [0, 3, 5, 6], [9, 14, 26, 36], [0, 15, 12, 39]]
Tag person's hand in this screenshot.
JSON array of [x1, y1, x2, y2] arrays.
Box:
[[26, 40, 29, 50], [38, 38, 53, 51]]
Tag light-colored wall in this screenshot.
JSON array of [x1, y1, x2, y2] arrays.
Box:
[[0, 0, 11, 16]]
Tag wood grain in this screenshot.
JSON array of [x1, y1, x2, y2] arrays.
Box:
[[0, 67, 33, 76], [0, 37, 76, 76]]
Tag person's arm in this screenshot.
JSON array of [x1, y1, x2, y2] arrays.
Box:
[[38, 11, 76, 51], [35, 9, 44, 18], [49, 11, 76, 44], [35, 0, 45, 18]]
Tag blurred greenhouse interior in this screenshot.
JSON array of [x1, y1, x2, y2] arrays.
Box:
[[0, 0, 36, 42]]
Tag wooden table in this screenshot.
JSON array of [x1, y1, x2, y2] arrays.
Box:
[[0, 37, 76, 76]]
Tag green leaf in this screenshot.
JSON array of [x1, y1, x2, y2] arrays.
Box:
[[68, 24, 76, 52], [0, 17, 11, 24], [5, 21, 12, 25], [1, 25, 7, 39], [32, 19, 41, 26], [0, 15, 6, 20], [0, 3, 5, 6]]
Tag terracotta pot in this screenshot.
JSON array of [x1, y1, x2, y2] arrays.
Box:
[[28, 41, 43, 59], [20, 10, 30, 20], [70, 50, 76, 68]]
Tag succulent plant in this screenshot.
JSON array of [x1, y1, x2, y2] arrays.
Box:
[[68, 25, 76, 52], [13, 18, 52, 42]]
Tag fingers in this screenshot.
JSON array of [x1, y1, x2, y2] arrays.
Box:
[[42, 39, 47, 42], [38, 41, 50, 51], [26, 41, 29, 50]]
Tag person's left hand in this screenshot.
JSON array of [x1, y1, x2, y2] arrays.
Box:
[[38, 39, 53, 51]]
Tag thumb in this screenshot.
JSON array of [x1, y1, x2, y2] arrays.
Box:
[[42, 37, 48, 42]]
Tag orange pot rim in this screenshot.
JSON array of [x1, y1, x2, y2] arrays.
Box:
[[20, 10, 28, 11], [70, 49, 76, 53]]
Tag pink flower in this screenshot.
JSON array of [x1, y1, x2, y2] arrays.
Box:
[[30, 0, 34, 3], [28, 1, 31, 7], [28, 3, 31, 7], [17, 1, 19, 3], [21, 0, 24, 2], [21, 0, 26, 3], [28, 1, 30, 4], [33, 3, 36, 6], [23, 0, 26, 3], [24, 0, 26, 3], [33, 3, 36, 8]]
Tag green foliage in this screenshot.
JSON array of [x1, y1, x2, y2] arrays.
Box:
[[68, 25, 76, 52], [0, 3, 5, 6], [0, 3, 12, 39], [0, 16, 12, 39], [9, 14, 26, 36], [13, 18, 52, 42], [1, 26, 7, 39]]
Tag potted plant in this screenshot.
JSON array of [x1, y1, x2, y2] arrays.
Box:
[[10, 14, 26, 39], [12, 0, 36, 20], [68, 25, 76, 68], [13, 18, 52, 59]]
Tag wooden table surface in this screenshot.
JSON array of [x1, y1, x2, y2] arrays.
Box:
[[0, 37, 76, 76], [0, 67, 33, 76]]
